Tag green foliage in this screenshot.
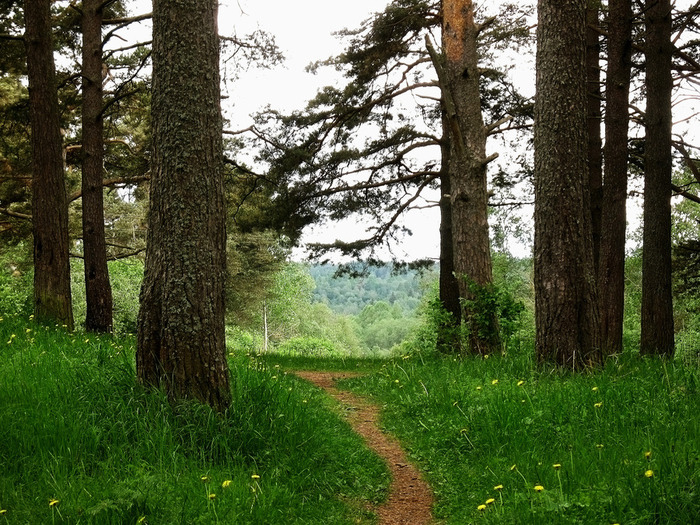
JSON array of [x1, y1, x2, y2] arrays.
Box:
[[346, 351, 700, 524], [0, 242, 32, 316], [276, 337, 341, 357], [70, 258, 143, 334], [0, 317, 388, 523], [462, 279, 525, 350]]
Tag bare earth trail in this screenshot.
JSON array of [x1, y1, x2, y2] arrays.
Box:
[[292, 371, 434, 525]]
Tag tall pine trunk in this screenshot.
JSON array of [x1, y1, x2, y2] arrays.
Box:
[[641, 0, 674, 356], [587, 3, 603, 268], [439, 0, 500, 355], [81, 0, 113, 332], [534, 0, 602, 369], [599, 0, 632, 354], [24, 0, 74, 329], [137, 0, 231, 411]]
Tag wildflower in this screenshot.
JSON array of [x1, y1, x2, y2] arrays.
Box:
[[510, 464, 517, 471], [136, 517, 146, 524], [485, 498, 495, 505], [476, 386, 482, 390], [517, 380, 525, 386], [596, 444, 604, 449], [394, 379, 399, 383], [553, 463, 562, 470], [477, 504, 487, 511], [25, 328, 31, 333], [484, 354, 489, 359], [594, 402, 603, 408], [494, 484, 504, 491], [49, 499, 59, 507], [0, 509, 6, 515], [645, 469, 654, 478], [491, 379, 499, 385], [251, 474, 260, 480], [534, 485, 544, 492], [208, 493, 216, 500], [222, 480, 231, 488], [592, 386, 599, 391], [645, 451, 652, 460], [201, 476, 210, 483]]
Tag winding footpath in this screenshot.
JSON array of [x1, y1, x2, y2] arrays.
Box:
[[292, 371, 434, 525]]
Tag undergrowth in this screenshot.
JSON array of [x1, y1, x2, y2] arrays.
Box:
[[344, 347, 700, 524], [0, 314, 388, 524]]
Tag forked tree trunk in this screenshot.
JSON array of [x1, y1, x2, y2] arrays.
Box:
[[137, 0, 231, 411], [24, 0, 74, 329], [81, 0, 113, 332], [435, 0, 500, 355], [641, 0, 674, 356], [599, 0, 632, 354], [534, 0, 602, 369]]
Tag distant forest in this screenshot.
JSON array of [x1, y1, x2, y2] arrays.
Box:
[[309, 264, 437, 316]]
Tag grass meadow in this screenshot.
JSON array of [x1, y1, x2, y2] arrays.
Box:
[[1, 311, 698, 524], [0, 314, 388, 524]]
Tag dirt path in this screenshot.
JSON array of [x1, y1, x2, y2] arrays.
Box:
[[292, 371, 434, 525]]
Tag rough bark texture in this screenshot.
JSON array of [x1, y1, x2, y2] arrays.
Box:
[[599, 0, 632, 354], [641, 0, 674, 356], [81, 0, 113, 332], [137, 0, 231, 411], [441, 0, 499, 355], [24, 0, 74, 329], [586, 3, 603, 268], [534, 0, 602, 369], [437, 114, 462, 353]]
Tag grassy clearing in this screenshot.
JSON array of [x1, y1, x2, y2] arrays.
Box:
[[0, 315, 389, 524], [343, 348, 700, 524]]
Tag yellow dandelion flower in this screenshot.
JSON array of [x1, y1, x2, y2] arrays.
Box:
[[645, 451, 652, 460], [222, 480, 232, 488], [494, 484, 504, 491], [201, 476, 209, 483], [484, 354, 489, 359], [553, 463, 562, 470], [510, 464, 517, 471], [491, 379, 499, 385], [517, 380, 525, 386], [476, 386, 482, 391], [596, 443, 604, 449], [25, 328, 31, 333], [251, 474, 260, 480], [394, 379, 399, 383], [208, 493, 216, 500], [534, 485, 544, 492], [645, 469, 654, 478], [594, 402, 603, 408], [592, 386, 599, 391], [0, 509, 6, 515], [485, 498, 495, 505], [477, 504, 487, 511], [49, 499, 59, 507]]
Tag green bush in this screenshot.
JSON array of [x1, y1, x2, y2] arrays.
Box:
[[276, 337, 340, 357]]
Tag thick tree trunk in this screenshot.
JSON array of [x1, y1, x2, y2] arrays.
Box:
[[137, 0, 231, 411], [599, 0, 632, 354], [437, 115, 461, 353], [24, 0, 74, 329], [441, 0, 500, 355], [81, 0, 113, 332], [534, 0, 602, 369], [641, 0, 674, 356], [586, 4, 603, 268]]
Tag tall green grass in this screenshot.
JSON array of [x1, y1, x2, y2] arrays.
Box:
[[0, 315, 389, 524], [345, 348, 700, 524]]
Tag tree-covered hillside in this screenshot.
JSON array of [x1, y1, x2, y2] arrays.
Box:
[[309, 263, 436, 315]]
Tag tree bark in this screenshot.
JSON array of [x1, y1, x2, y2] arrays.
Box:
[[586, 3, 603, 268], [81, 0, 113, 332], [437, 112, 461, 353], [534, 0, 602, 369], [599, 0, 632, 354], [24, 0, 74, 329], [641, 0, 674, 356], [137, 0, 231, 411], [441, 0, 500, 355]]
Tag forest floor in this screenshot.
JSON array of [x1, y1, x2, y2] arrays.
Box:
[[292, 370, 434, 525]]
